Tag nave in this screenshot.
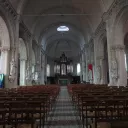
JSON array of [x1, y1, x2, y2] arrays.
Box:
[[45, 86, 82, 128], [1, 84, 128, 128]]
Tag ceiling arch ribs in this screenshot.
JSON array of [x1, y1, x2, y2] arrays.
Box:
[[44, 32, 82, 48], [46, 38, 80, 51], [7, 0, 117, 59], [22, 3, 93, 35], [38, 21, 84, 42]]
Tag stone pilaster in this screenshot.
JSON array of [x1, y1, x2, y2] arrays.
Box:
[[110, 45, 127, 86]]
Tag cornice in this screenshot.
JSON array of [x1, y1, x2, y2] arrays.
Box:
[[95, 21, 106, 36], [111, 44, 125, 51]]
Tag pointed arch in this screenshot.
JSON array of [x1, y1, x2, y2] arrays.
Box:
[[0, 16, 10, 74]]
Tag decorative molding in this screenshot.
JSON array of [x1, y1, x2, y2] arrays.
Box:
[[90, 0, 128, 42], [99, 0, 128, 24], [0, 0, 17, 20], [19, 21, 32, 40], [107, 0, 128, 18], [110, 57, 119, 84], [111, 44, 125, 51], [20, 59, 27, 61], [0, 46, 10, 51], [96, 65, 101, 82], [95, 21, 106, 36], [102, 12, 109, 22], [97, 56, 104, 60]]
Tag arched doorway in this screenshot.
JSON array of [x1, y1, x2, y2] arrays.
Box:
[[18, 38, 27, 86], [0, 16, 10, 76]]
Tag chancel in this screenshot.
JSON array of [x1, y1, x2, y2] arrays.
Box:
[[53, 52, 74, 85], [0, 0, 128, 128]]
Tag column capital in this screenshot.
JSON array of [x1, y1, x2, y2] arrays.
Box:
[[20, 59, 27, 61], [111, 44, 125, 51], [97, 56, 104, 60], [0, 46, 10, 52]]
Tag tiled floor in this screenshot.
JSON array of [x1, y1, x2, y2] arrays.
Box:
[[45, 86, 82, 128]]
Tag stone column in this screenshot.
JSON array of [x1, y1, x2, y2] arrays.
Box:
[[44, 55, 47, 83], [106, 18, 115, 86], [73, 62, 77, 76], [40, 53, 45, 85], [19, 59, 26, 85], [25, 36, 32, 85], [93, 38, 98, 84], [82, 53, 86, 82], [7, 15, 20, 88], [110, 45, 127, 86], [92, 61, 95, 84], [85, 50, 89, 83], [25, 60, 30, 85]]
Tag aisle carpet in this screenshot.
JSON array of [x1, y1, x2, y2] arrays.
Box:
[[45, 86, 82, 128]]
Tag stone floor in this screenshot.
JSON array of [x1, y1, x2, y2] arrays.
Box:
[[45, 86, 82, 128]]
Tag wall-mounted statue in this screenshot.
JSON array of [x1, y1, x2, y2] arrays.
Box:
[[96, 66, 101, 83], [25, 66, 30, 80], [111, 57, 118, 84], [9, 54, 16, 83]]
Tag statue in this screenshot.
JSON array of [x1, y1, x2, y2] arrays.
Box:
[[10, 58, 15, 76], [88, 69, 93, 83], [25, 66, 30, 80], [111, 58, 118, 84], [9, 56, 16, 82]]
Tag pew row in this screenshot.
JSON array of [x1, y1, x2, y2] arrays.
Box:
[[0, 85, 60, 128], [68, 84, 128, 128]]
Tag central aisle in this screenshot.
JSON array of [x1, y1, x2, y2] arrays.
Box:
[[45, 86, 82, 128]]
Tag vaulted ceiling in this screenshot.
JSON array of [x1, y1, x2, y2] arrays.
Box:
[[9, 0, 114, 59]]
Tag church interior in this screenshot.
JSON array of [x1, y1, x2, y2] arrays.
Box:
[[0, 0, 128, 128]]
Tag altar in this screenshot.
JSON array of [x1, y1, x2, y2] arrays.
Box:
[[54, 52, 73, 85], [58, 79, 69, 86]]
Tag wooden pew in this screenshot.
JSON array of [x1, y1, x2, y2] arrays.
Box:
[[0, 84, 60, 128], [68, 84, 128, 128]]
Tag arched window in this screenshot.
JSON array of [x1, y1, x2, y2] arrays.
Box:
[[57, 26, 69, 32], [77, 63, 81, 76], [47, 64, 50, 77]]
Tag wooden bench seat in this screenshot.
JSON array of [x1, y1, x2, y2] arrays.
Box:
[[68, 84, 128, 128], [0, 85, 60, 128]]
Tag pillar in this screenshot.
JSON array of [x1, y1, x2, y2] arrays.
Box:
[[110, 45, 127, 86], [98, 56, 106, 84], [20, 59, 26, 85]]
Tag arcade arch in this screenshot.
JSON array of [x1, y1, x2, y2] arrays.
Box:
[[0, 16, 10, 75]]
